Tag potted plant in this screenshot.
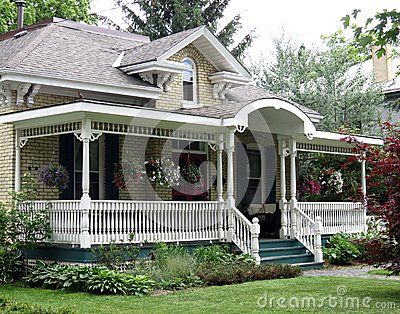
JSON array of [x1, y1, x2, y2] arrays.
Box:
[[37, 164, 69, 190]]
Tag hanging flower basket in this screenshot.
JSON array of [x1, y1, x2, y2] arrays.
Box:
[[38, 164, 69, 190], [181, 162, 205, 192], [114, 159, 145, 190], [145, 157, 180, 188]]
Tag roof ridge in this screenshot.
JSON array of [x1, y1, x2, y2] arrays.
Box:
[[4, 24, 56, 70]]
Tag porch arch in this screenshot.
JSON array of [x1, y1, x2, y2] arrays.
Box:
[[226, 98, 317, 138]]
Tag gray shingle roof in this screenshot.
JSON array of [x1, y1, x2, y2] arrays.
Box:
[[0, 20, 155, 89], [173, 85, 321, 119], [119, 26, 204, 67]]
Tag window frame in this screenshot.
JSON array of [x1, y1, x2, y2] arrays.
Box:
[[182, 57, 199, 108]]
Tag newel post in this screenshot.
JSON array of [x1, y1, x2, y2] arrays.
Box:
[[314, 216, 323, 263], [251, 217, 261, 264], [78, 119, 92, 249]]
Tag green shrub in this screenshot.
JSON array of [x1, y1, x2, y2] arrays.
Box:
[[157, 274, 203, 290], [0, 296, 76, 314], [87, 269, 154, 296], [196, 261, 301, 285], [25, 262, 91, 291], [323, 233, 362, 265], [193, 244, 254, 264], [91, 236, 139, 270], [0, 245, 23, 284]]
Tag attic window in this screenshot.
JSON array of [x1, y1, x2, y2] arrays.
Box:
[[182, 58, 197, 104]]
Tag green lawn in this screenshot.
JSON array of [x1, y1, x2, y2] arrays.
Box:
[[0, 277, 399, 313]]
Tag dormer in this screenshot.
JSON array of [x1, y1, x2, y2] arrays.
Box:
[[115, 26, 252, 109]]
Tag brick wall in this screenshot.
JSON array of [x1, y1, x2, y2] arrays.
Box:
[[0, 92, 76, 201], [155, 44, 223, 110]]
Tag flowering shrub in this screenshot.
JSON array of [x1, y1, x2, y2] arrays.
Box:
[[114, 159, 144, 190], [342, 122, 400, 274], [38, 164, 69, 190], [145, 157, 180, 188]]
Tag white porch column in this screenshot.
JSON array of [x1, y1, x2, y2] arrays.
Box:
[[278, 138, 289, 238], [361, 152, 367, 198], [217, 133, 225, 241], [226, 129, 235, 242], [79, 119, 92, 248], [14, 130, 21, 192], [289, 138, 297, 238]]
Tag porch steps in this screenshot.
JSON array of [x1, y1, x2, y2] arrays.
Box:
[[258, 239, 323, 270]]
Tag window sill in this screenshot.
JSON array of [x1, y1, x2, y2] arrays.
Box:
[[182, 101, 203, 109]]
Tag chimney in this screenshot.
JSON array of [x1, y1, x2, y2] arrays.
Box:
[[15, 0, 26, 30], [372, 45, 394, 83]]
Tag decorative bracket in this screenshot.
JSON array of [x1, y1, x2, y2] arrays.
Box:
[[140, 72, 177, 92], [16, 83, 31, 106], [306, 133, 314, 140], [27, 84, 41, 107], [0, 83, 11, 106], [19, 138, 28, 148], [212, 82, 232, 100], [208, 143, 217, 151], [90, 132, 102, 142], [74, 132, 102, 142], [235, 125, 247, 133], [282, 147, 290, 157]]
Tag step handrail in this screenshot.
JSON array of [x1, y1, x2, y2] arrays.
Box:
[[291, 206, 323, 263], [228, 206, 261, 264]]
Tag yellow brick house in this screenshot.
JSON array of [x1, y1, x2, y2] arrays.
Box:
[[0, 17, 382, 267]]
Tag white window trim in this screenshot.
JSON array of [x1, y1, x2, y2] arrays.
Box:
[[182, 57, 199, 108]]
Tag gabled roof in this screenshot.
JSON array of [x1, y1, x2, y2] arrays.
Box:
[[119, 26, 252, 78], [0, 18, 159, 96], [174, 85, 321, 121]]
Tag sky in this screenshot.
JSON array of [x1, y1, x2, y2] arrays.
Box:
[[90, 0, 399, 64]]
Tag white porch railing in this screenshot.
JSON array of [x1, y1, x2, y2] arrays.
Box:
[[229, 207, 260, 263], [90, 200, 220, 244], [21, 201, 81, 244], [291, 207, 323, 263], [297, 202, 366, 234]]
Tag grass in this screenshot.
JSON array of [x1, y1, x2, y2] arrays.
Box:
[[367, 269, 397, 276], [0, 277, 399, 313]]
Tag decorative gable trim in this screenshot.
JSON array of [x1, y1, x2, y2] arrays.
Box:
[[158, 27, 252, 79]]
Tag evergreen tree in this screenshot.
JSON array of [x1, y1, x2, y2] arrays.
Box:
[[114, 0, 253, 59]]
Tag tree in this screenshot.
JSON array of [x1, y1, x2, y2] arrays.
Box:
[[343, 123, 400, 274], [113, 0, 253, 59], [253, 32, 384, 134], [0, 0, 97, 34], [343, 9, 400, 57]]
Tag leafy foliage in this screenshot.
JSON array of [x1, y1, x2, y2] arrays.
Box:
[[323, 233, 362, 265], [25, 262, 155, 296], [253, 32, 384, 134], [114, 0, 253, 59], [193, 244, 254, 264], [0, 296, 76, 314], [196, 261, 301, 286], [0, 173, 51, 283], [91, 237, 139, 270], [343, 9, 400, 58], [0, 0, 97, 34], [343, 123, 400, 273]]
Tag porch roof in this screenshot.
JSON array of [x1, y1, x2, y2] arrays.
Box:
[[0, 99, 383, 148]]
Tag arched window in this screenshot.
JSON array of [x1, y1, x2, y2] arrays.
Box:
[[182, 58, 197, 104]]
